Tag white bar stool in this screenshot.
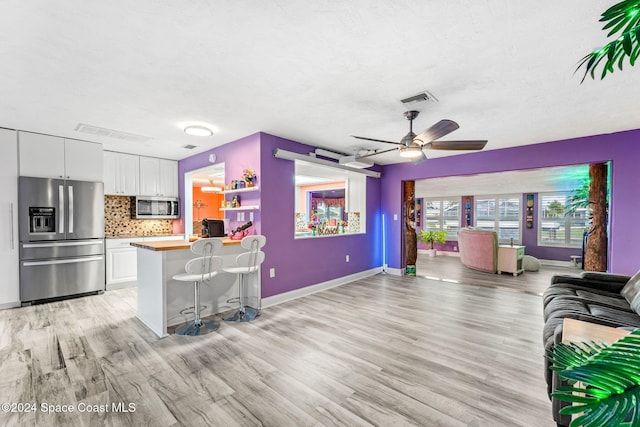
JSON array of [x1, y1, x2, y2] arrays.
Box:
[[224, 235, 266, 323], [172, 238, 223, 336]]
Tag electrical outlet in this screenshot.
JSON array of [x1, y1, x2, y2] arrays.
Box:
[[393, 214, 398, 221], [345, 255, 350, 262], [249, 212, 254, 221], [453, 245, 458, 251], [269, 268, 275, 278]]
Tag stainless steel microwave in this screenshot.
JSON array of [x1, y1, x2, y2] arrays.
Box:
[[132, 196, 180, 219]]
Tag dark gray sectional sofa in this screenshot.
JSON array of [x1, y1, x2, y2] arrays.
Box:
[[542, 270, 640, 427]]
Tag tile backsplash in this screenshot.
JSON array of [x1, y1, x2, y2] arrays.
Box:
[[105, 195, 174, 237]]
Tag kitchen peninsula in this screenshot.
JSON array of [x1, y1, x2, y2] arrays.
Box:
[[132, 237, 261, 337]]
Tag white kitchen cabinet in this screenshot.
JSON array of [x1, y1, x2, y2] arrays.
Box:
[[64, 138, 103, 181], [104, 151, 140, 195], [18, 131, 103, 181], [18, 132, 65, 178], [106, 238, 143, 289], [0, 129, 20, 308], [139, 156, 178, 197], [159, 159, 178, 197], [106, 235, 182, 289]]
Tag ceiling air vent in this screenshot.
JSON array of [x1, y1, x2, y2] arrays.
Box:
[[74, 123, 152, 143], [401, 90, 438, 107], [183, 144, 197, 149], [339, 155, 374, 169]]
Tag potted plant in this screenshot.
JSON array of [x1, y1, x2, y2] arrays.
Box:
[[547, 329, 640, 426], [417, 230, 448, 257]]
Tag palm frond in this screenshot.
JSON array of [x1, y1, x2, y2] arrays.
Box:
[[547, 329, 640, 426], [577, 0, 640, 82]]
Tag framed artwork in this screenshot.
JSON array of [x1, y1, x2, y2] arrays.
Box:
[[416, 198, 422, 227]]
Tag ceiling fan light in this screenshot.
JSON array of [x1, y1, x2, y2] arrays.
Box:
[[399, 146, 423, 158]]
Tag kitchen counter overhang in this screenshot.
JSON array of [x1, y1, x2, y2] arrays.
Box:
[[131, 238, 241, 251]]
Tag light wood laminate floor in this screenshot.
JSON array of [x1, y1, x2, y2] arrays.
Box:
[[0, 273, 557, 426], [416, 253, 579, 296]]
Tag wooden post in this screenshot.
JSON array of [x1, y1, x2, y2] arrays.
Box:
[[404, 180, 417, 275], [584, 163, 608, 272]]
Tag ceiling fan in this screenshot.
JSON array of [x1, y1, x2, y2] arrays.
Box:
[[349, 110, 488, 164]]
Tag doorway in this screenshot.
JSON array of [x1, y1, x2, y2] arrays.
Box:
[[184, 163, 225, 237]]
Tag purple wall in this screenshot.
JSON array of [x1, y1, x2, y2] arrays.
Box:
[[520, 193, 582, 261], [381, 129, 640, 275], [259, 133, 382, 297], [178, 132, 383, 299]]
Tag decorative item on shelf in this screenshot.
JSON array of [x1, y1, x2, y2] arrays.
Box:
[[308, 221, 317, 236], [243, 168, 256, 187], [338, 220, 347, 234], [317, 222, 339, 236], [307, 213, 320, 236], [231, 195, 241, 208], [228, 221, 253, 240]]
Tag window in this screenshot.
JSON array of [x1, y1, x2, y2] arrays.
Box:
[[424, 197, 460, 239], [538, 192, 588, 247], [475, 195, 521, 243]]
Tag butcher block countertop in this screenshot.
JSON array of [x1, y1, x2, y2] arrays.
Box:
[[131, 238, 241, 251]]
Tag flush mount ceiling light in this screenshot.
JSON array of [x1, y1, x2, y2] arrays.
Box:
[[184, 125, 213, 137]]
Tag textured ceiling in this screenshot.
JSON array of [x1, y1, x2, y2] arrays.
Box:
[[1, 1, 638, 165]]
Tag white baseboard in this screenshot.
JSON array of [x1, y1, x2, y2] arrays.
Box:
[[383, 266, 404, 276], [106, 281, 137, 291], [418, 249, 460, 258], [261, 267, 383, 308], [540, 259, 576, 268], [0, 301, 20, 310]]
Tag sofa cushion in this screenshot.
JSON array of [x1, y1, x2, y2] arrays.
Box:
[[542, 286, 623, 307], [621, 270, 640, 312], [587, 304, 640, 326]]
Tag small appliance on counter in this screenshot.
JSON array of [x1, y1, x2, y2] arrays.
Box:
[[18, 177, 105, 304], [201, 218, 226, 237]]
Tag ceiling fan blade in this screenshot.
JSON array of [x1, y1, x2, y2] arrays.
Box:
[[413, 119, 460, 144], [428, 140, 488, 150], [412, 150, 427, 165], [351, 135, 403, 145], [354, 147, 398, 159]]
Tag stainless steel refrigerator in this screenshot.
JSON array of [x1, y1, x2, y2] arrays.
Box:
[[18, 177, 105, 304]]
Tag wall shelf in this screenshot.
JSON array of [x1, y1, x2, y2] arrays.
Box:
[[220, 205, 260, 211], [220, 186, 259, 195]]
